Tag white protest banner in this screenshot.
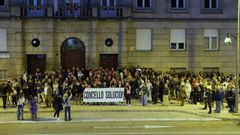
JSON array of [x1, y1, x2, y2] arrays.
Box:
[[83, 88, 124, 103]]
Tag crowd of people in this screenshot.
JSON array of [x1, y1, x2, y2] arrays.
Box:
[[0, 66, 238, 120]]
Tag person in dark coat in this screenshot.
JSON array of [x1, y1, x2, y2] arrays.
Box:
[[226, 85, 235, 113], [206, 89, 213, 114], [203, 85, 213, 114], [53, 95, 63, 120], [152, 77, 160, 104], [159, 77, 165, 103], [1, 83, 7, 109]]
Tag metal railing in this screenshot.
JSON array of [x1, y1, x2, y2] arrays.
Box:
[[19, 5, 50, 17], [97, 6, 123, 17], [55, 6, 91, 18], [11, 5, 131, 19]]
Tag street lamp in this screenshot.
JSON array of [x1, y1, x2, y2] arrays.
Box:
[[224, 0, 240, 113]]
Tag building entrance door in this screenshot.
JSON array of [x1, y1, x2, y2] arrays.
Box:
[[100, 54, 118, 69], [61, 38, 85, 70], [27, 54, 46, 74]]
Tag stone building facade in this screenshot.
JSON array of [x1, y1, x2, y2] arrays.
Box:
[[0, 0, 238, 78]]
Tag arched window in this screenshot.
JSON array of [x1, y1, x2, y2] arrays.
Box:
[[62, 38, 85, 51]]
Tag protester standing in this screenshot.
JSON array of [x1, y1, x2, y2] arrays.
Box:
[[53, 95, 63, 120], [125, 82, 131, 106], [185, 79, 192, 102], [52, 80, 59, 96], [214, 85, 222, 113], [159, 77, 165, 104], [163, 82, 170, 106], [29, 96, 37, 121], [63, 90, 72, 121], [226, 85, 235, 113], [1, 83, 7, 109], [146, 79, 153, 103], [152, 77, 159, 104], [140, 78, 148, 106], [17, 93, 25, 120], [206, 88, 213, 114], [179, 85, 186, 106], [44, 83, 53, 107]]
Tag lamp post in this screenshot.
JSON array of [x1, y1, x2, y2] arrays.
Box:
[[224, 0, 240, 113]]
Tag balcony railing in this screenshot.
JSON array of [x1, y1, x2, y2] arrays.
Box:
[[11, 5, 131, 19], [55, 6, 92, 18], [97, 7, 123, 17], [20, 6, 50, 17]]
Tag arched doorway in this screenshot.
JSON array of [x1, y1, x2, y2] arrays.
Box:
[[61, 37, 85, 70]]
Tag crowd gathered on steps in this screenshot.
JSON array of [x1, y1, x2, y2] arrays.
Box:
[[0, 66, 238, 120]]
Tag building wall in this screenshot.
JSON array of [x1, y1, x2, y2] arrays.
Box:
[[0, 19, 238, 77], [122, 20, 236, 73], [0, 0, 238, 78]]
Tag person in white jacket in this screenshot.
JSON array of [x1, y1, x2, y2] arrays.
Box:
[[146, 79, 153, 102], [185, 79, 192, 102], [17, 93, 25, 120]]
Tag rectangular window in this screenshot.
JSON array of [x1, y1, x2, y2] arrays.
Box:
[[65, 0, 81, 12], [29, 0, 43, 6], [0, 0, 8, 11], [37, 0, 42, 6], [204, 29, 218, 50], [0, 29, 7, 52], [109, 0, 115, 6], [171, 0, 185, 8], [144, 0, 151, 8], [136, 0, 151, 8], [170, 68, 186, 73], [204, 0, 218, 9], [137, 0, 143, 7], [179, 0, 184, 8], [0, 70, 8, 79], [170, 29, 185, 50], [101, 0, 115, 7], [136, 29, 152, 51], [0, 0, 4, 6], [29, 0, 34, 6], [102, 0, 107, 6]]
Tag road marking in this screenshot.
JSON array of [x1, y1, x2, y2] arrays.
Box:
[[28, 132, 240, 135], [93, 125, 175, 129], [94, 126, 142, 129], [0, 117, 222, 124], [144, 125, 175, 128], [79, 118, 222, 122]]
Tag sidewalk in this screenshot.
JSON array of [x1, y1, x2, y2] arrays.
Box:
[[0, 100, 239, 121]]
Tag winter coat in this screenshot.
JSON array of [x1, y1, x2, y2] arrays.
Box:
[[29, 99, 37, 114], [214, 90, 222, 101], [63, 96, 71, 107], [53, 96, 63, 111], [141, 84, 148, 95]]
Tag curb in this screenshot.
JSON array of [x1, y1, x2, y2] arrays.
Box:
[[0, 108, 239, 121]]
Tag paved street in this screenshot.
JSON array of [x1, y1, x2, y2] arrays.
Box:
[[0, 100, 239, 134], [0, 116, 239, 135]]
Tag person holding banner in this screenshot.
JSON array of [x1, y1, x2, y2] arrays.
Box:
[[125, 82, 131, 106]]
